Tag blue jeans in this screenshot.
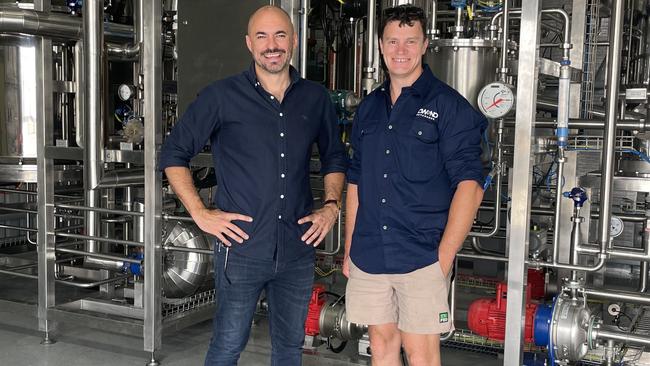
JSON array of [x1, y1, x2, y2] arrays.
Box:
[[204, 246, 314, 366]]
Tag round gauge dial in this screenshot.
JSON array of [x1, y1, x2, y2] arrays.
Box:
[[610, 216, 624, 238], [477, 82, 515, 119], [118, 84, 135, 101]]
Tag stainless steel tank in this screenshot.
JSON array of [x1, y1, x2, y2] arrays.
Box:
[[426, 39, 499, 109], [0, 36, 37, 159], [161, 220, 212, 298]]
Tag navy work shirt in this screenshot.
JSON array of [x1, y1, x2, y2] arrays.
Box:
[[160, 64, 348, 263], [347, 65, 487, 274]]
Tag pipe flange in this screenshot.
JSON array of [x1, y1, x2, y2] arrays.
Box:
[[560, 43, 573, 49], [562, 278, 584, 290], [362, 67, 375, 73], [587, 316, 600, 350]]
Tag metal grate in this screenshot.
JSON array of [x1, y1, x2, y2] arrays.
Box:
[[570, 135, 636, 151], [162, 289, 216, 318], [581, 0, 601, 119], [455, 274, 500, 291]]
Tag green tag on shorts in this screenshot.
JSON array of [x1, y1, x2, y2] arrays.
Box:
[[439, 312, 448, 323]]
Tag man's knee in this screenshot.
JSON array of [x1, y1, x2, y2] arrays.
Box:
[[368, 325, 401, 359]]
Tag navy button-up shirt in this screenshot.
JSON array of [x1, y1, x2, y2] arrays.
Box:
[[347, 65, 487, 274], [160, 64, 348, 263]]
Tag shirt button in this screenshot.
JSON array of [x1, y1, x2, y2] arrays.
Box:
[[279, 112, 283, 117], [385, 149, 390, 155], [383, 173, 388, 178], [278, 215, 282, 220], [388, 125, 393, 130], [280, 194, 285, 199], [280, 132, 285, 137], [381, 198, 386, 203], [382, 225, 388, 230], [270, 96, 275, 100], [281, 153, 285, 158], [281, 173, 285, 178], [417, 131, 423, 136]]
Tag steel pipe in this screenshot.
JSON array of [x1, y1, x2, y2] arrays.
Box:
[[0, 8, 132, 41], [598, 0, 625, 260], [504, 118, 647, 131], [457, 251, 509, 263], [362, 0, 376, 94], [96, 169, 144, 188], [0, 223, 37, 233], [164, 245, 213, 255], [300, 0, 309, 78], [597, 329, 650, 347], [52, 232, 144, 247], [106, 41, 140, 59], [56, 203, 144, 217], [56, 247, 142, 264], [0, 268, 128, 288]]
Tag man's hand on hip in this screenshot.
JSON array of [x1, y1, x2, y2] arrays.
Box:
[[298, 205, 338, 247], [193, 208, 253, 246]]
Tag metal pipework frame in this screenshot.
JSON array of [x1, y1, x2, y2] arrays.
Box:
[[362, 0, 376, 95], [502, 1, 541, 364]]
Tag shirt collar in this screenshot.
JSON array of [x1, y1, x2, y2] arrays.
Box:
[[245, 62, 301, 88], [380, 64, 436, 97]]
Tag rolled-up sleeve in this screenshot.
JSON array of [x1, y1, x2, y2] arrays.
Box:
[[439, 100, 487, 190], [346, 112, 362, 184], [316, 90, 349, 175], [159, 85, 221, 171]]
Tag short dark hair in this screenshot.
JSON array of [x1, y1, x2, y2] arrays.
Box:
[[378, 5, 427, 40]]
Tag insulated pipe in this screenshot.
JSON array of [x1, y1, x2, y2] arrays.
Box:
[[582, 288, 650, 305], [597, 329, 650, 347], [96, 169, 144, 188], [0, 8, 132, 41], [362, 0, 376, 94], [300, 0, 309, 78], [598, 0, 624, 259], [84, 0, 103, 255]]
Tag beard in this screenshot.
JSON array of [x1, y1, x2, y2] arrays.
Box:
[[254, 48, 292, 74]]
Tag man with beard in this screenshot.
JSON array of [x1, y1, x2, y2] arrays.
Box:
[[160, 6, 347, 366]]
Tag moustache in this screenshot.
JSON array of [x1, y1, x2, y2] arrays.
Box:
[[262, 48, 287, 56]]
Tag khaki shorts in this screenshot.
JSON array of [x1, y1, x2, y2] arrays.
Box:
[[345, 259, 453, 334]]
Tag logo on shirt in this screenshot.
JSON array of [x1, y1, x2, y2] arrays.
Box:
[[416, 108, 439, 122], [439, 312, 449, 323]]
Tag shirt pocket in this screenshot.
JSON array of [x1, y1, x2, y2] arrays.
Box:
[[402, 120, 441, 182]]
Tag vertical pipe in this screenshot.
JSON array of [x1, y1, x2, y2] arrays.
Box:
[[503, 0, 541, 364], [499, 0, 510, 81], [362, 0, 376, 95], [83, 0, 103, 254], [599, 0, 624, 256], [429, 0, 438, 39], [300, 0, 309, 78], [353, 18, 361, 95], [142, 0, 163, 356], [36, 28, 55, 346]]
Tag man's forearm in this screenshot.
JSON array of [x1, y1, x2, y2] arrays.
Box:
[[323, 172, 345, 203], [438, 181, 484, 269], [165, 166, 207, 217]]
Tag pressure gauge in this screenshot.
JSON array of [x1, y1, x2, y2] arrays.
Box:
[[118, 84, 135, 101], [610, 215, 624, 238], [477, 82, 515, 119]]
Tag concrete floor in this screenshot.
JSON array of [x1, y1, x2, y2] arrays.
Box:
[[0, 303, 504, 366]]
